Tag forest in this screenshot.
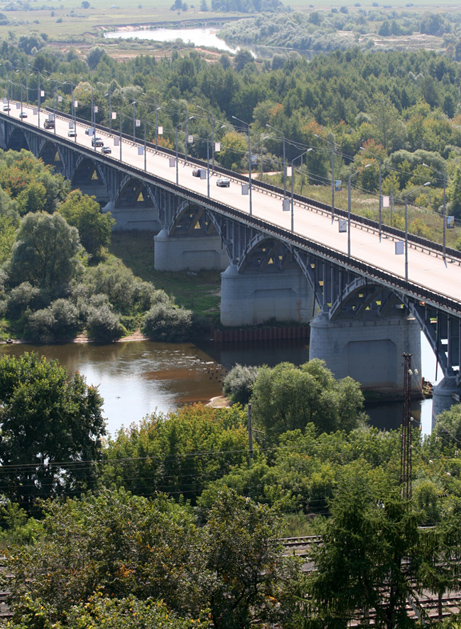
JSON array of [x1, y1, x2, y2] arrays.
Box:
[[1, 11, 461, 626]]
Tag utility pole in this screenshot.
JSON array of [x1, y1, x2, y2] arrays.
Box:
[[401, 353, 412, 501], [248, 403, 253, 467]]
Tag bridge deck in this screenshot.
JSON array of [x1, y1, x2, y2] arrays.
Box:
[[4, 104, 461, 307]]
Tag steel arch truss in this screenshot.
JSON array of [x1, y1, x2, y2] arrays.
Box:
[[6, 126, 30, 152], [116, 175, 157, 209]]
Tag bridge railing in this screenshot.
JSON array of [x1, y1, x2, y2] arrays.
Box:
[[44, 107, 461, 266]]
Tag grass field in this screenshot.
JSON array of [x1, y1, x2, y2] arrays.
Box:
[[108, 230, 221, 318]]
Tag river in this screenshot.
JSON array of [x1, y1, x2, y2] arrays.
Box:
[[104, 27, 238, 53], [0, 334, 437, 437]]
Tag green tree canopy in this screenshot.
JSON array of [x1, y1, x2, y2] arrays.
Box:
[[251, 359, 364, 444], [6, 212, 81, 295], [58, 190, 115, 258], [308, 463, 420, 628], [0, 352, 105, 511], [102, 404, 248, 504]]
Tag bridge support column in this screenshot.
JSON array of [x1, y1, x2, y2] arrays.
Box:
[[103, 202, 161, 232], [309, 313, 421, 393], [220, 264, 314, 327], [432, 376, 461, 426], [154, 229, 229, 271]]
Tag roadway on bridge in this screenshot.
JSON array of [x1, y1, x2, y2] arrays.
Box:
[[7, 103, 461, 305]]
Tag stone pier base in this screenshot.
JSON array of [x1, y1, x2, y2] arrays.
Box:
[[220, 264, 314, 327], [309, 313, 421, 393], [154, 229, 229, 271]]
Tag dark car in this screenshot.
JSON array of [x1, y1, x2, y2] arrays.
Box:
[[192, 167, 201, 177], [216, 177, 230, 188]]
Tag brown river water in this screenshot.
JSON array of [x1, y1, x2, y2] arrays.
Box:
[[0, 337, 435, 436]]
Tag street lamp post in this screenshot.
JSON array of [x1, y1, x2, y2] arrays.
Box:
[[91, 84, 95, 142], [53, 79, 57, 134], [155, 106, 161, 150], [360, 146, 382, 241], [37, 72, 41, 127], [233, 115, 253, 216], [105, 91, 112, 132], [423, 163, 447, 264], [132, 100, 137, 141], [266, 124, 286, 197], [348, 164, 371, 258], [197, 105, 217, 173], [403, 182, 431, 282], [175, 116, 195, 186], [315, 132, 336, 223], [144, 117, 147, 172], [291, 148, 313, 232]]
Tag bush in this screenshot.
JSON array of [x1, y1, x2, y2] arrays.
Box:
[[49, 299, 80, 339], [6, 282, 44, 318], [142, 303, 192, 342], [26, 308, 56, 343], [25, 299, 80, 342], [86, 305, 124, 343], [223, 364, 260, 405]]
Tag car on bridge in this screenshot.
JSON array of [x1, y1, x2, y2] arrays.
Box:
[[44, 119, 55, 129], [102, 146, 112, 154], [68, 129, 77, 138], [19, 112, 28, 119], [216, 177, 230, 188], [3, 105, 10, 112], [192, 167, 201, 177], [91, 137, 104, 147]]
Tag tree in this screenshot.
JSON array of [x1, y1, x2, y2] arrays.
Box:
[[308, 463, 420, 629], [6, 212, 81, 296], [251, 359, 364, 444], [371, 95, 401, 151], [102, 404, 248, 504], [3, 488, 201, 623], [219, 131, 247, 170], [86, 46, 106, 70], [223, 363, 259, 405], [202, 488, 287, 628], [59, 190, 115, 258], [448, 165, 461, 218], [0, 352, 105, 512]]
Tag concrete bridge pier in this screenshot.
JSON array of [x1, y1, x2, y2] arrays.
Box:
[[102, 201, 161, 232], [154, 229, 229, 272], [220, 264, 314, 327], [432, 376, 461, 426], [309, 312, 421, 393]]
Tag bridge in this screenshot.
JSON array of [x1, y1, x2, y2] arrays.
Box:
[[1, 102, 461, 414]]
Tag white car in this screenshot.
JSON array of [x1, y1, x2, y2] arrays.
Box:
[[216, 177, 230, 188], [3, 105, 10, 112], [68, 129, 77, 137], [19, 111, 28, 119], [102, 146, 111, 154]]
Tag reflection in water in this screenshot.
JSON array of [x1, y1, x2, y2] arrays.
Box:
[[0, 334, 436, 437]]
